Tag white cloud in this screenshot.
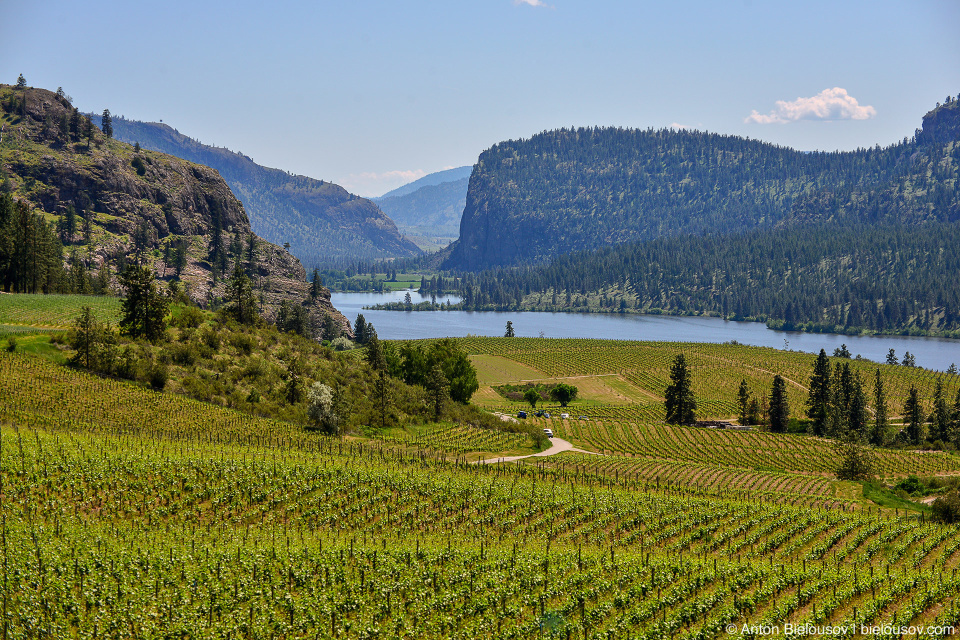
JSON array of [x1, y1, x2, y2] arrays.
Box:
[[670, 122, 689, 130], [514, 0, 552, 7], [745, 88, 876, 124]]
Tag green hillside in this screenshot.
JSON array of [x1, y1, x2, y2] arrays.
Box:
[[445, 99, 960, 271], [90, 114, 422, 264]]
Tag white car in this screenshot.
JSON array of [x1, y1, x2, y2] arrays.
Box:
[[560, 413, 570, 419], [543, 428, 554, 438]]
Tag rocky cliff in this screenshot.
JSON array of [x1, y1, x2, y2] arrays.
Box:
[[0, 84, 349, 333], [89, 115, 421, 265]]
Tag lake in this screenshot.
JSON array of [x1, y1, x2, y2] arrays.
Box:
[[332, 290, 960, 372]]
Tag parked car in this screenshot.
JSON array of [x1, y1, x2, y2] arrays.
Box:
[[543, 428, 554, 438], [517, 411, 527, 419], [578, 416, 589, 420], [543, 412, 551, 419], [560, 413, 570, 419]]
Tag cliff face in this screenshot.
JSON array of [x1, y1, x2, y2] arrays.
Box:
[[446, 102, 960, 272], [918, 98, 960, 146], [0, 85, 349, 334], [89, 116, 421, 265]]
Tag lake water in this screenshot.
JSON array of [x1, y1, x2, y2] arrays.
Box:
[[332, 290, 960, 372]]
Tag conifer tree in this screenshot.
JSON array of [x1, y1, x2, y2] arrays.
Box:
[[870, 369, 888, 446], [932, 378, 951, 444], [664, 353, 696, 425], [737, 379, 750, 425], [807, 349, 831, 436], [118, 265, 168, 342], [769, 375, 790, 433], [101, 109, 113, 138], [902, 386, 924, 445]]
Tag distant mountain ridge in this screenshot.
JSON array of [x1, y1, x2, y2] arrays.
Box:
[[89, 116, 421, 266], [444, 98, 960, 271], [376, 166, 472, 200]]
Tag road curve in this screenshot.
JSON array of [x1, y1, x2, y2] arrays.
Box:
[[474, 437, 600, 465]]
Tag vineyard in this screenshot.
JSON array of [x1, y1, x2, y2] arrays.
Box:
[[0, 292, 121, 328], [5, 336, 960, 637]]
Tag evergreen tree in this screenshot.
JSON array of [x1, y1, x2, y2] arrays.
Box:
[[848, 372, 868, 440], [737, 379, 750, 425], [886, 349, 898, 365], [504, 320, 515, 337], [101, 109, 113, 138], [870, 369, 888, 446], [284, 357, 305, 405], [365, 333, 387, 372], [354, 314, 369, 345], [118, 266, 168, 341], [952, 388, 960, 448], [321, 313, 340, 342], [769, 375, 789, 433], [806, 349, 831, 436], [931, 378, 951, 444], [310, 268, 322, 299], [68, 306, 108, 370], [902, 386, 924, 445], [664, 353, 696, 425], [427, 364, 449, 421], [227, 261, 258, 325], [16, 73, 26, 89]]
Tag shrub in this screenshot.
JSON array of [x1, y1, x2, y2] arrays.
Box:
[[331, 336, 352, 351], [931, 491, 960, 523]]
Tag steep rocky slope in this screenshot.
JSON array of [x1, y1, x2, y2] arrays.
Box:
[[89, 115, 421, 265], [0, 84, 349, 332]]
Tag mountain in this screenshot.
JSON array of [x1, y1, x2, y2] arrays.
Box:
[[373, 177, 467, 242], [0, 84, 349, 331], [444, 99, 960, 271], [377, 166, 472, 199], [88, 115, 421, 266], [436, 99, 960, 336]]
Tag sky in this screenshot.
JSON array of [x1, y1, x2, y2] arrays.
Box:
[[2, 1, 958, 197]]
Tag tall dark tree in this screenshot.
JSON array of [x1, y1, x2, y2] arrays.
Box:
[[118, 265, 168, 342], [806, 349, 832, 436], [101, 109, 113, 138], [68, 306, 109, 370], [902, 386, 924, 445], [427, 364, 449, 421], [354, 314, 370, 345], [226, 261, 258, 325], [15, 73, 26, 89], [885, 349, 898, 365], [737, 379, 751, 425], [870, 369, 888, 446], [932, 378, 952, 444], [310, 268, 322, 299], [365, 333, 387, 372], [848, 372, 868, 440], [769, 375, 789, 433], [664, 353, 696, 425], [504, 320, 515, 337]]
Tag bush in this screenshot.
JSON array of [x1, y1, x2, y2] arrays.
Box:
[[331, 336, 353, 351], [5, 336, 15, 352], [931, 491, 960, 523], [172, 305, 205, 329], [149, 363, 169, 390]]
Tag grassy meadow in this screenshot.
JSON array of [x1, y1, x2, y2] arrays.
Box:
[[3, 295, 960, 638]]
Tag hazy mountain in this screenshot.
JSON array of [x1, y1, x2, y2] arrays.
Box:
[[444, 99, 960, 271], [376, 166, 472, 199], [88, 115, 421, 266]]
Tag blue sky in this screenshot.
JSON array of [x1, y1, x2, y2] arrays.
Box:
[[2, 0, 958, 196]]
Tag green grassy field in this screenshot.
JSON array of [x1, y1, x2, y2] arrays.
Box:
[[4, 335, 960, 638], [0, 292, 121, 328]]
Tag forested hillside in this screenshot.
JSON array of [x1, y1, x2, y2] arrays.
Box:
[[445, 98, 960, 271], [0, 84, 347, 328], [89, 115, 421, 265], [447, 222, 960, 336], [374, 177, 467, 240]]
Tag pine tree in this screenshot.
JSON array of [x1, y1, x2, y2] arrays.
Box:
[[101, 109, 113, 138], [118, 265, 168, 341], [427, 364, 449, 421], [354, 314, 369, 345], [870, 369, 888, 446], [504, 320, 515, 337], [664, 353, 696, 425], [769, 375, 789, 433], [806, 349, 831, 436], [737, 379, 750, 425], [227, 261, 258, 325], [932, 378, 951, 444], [902, 386, 924, 445]]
